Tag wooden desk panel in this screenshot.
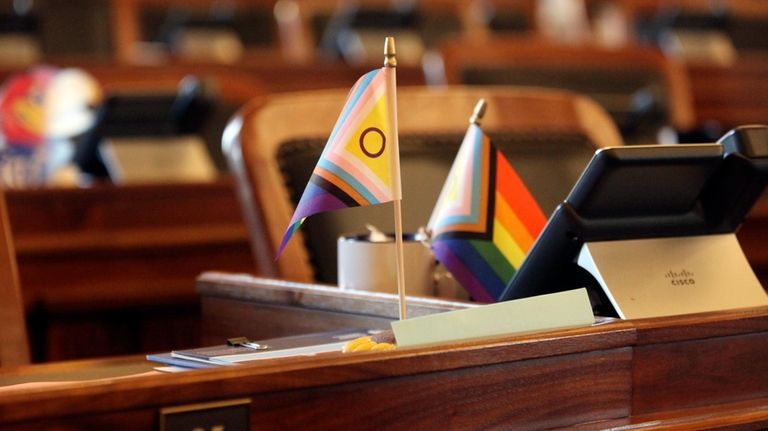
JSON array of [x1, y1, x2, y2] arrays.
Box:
[[633, 331, 768, 414], [630, 307, 768, 415], [0, 321, 636, 430], [1, 273, 768, 428], [6, 179, 255, 362], [245, 348, 632, 430]]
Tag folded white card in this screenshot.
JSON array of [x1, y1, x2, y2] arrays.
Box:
[[391, 288, 594, 348]]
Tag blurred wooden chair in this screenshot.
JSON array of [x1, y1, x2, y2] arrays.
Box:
[[436, 36, 695, 144], [110, 0, 282, 64], [0, 189, 29, 366], [223, 85, 622, 283], [623, 0, 768, 54], [274, 0, 464, 65]]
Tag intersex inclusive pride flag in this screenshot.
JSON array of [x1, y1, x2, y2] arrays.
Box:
[[276, 67, 400, 258], [428, 122, 547, 302]]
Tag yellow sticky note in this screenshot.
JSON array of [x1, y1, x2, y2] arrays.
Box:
[[391, 288, 594, 348]]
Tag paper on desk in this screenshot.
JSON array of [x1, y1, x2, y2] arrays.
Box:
[[391, 288, 594, 348]]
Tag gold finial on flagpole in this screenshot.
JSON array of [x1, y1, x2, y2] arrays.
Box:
[[470, 99, 487, 126], [384, 36, 397, 68]]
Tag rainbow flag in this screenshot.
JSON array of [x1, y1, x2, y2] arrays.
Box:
[[428, 123, 546, 302], [277, 67, 400, 258]]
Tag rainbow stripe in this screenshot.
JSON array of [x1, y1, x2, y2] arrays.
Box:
[[277, 68, 399, 258], [429, 124, 546, 302]]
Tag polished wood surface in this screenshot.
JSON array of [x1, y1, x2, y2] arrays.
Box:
[[8, 178, 255, 362], [0, 273, 768, 429], [633, 314, 768, 414]]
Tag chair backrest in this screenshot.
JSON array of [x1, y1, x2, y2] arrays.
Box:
[[437, 36, 695, 144], [0, 189, 29, 366], [625, 0, 768, 53], [109, 0, 280, 64], [224, 85, 623, 283], [273, 0, 537, 64]]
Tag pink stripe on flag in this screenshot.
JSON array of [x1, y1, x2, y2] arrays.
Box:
[[328, 71, 387, 152]]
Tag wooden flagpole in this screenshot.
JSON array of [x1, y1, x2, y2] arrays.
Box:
[[384, 37, 407, 320]]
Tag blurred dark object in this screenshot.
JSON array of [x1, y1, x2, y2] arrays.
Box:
[[143, 5, 275, 53], [74, 76, 213, 180], [315, 2, 461, 64], [0, 7, 37, 35], [37, 0, 112, 57], [0, 0, 41, 65], [635, 5, 768, 52]]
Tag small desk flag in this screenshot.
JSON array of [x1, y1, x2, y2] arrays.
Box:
[[276, 67, 401, 258], [428, 122, 546, 302]]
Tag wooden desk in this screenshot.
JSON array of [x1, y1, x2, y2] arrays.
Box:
[[1, 273, 768, 429], [196, 273, 475, 345], [8, 178, 255, 362]]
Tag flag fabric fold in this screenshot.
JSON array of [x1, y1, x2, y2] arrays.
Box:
[[428, 124, 547, 302], [277, 67, 399, 258]]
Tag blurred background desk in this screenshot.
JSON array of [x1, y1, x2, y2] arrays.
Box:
[[8, 178, 254, 362]]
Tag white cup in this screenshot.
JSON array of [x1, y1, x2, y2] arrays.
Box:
[[337, 233, 436, 296]]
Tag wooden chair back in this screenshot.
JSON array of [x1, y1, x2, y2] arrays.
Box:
[[0, 189, 29, 366], [274, 0, 540, 64], [224, 85, 623, 282], [110, 0, 283, 64], [437, 36, 695, 142]]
